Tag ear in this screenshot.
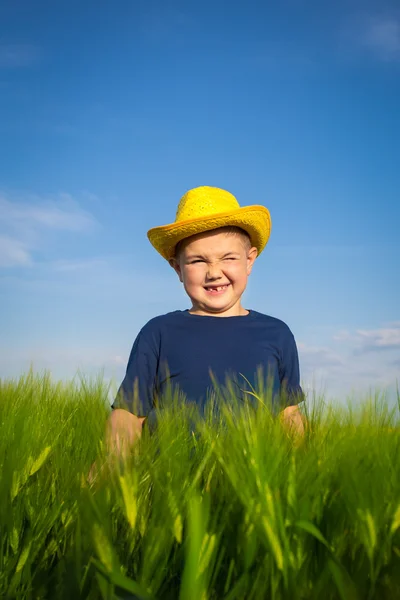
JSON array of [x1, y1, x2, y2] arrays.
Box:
[[246, 247, 258, 275], [169, 257, 183, 283]]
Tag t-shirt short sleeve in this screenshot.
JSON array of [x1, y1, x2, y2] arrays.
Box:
[[111, 330, 158, 416], [278, 327, 304, 408]]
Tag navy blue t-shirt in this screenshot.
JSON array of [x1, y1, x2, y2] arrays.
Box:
[[112, 309, 303, 425]]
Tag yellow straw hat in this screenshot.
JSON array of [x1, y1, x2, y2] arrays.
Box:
[[147, 186, 271, 261]]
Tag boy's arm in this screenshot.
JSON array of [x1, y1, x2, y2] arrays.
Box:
[[108, 330, 158, 456], [279, 404, 305, 436], [278, 327, 306, 436], [88, 409, 144, 482], [106, 409, 146, 458], [88, 409, 145, 482]]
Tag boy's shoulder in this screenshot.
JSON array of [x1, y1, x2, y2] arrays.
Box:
[[249, 310, 296, 336], [250, 309, 288, 325], [138, 310, 185, 335]]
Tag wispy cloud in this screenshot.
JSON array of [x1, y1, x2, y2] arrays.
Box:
[[0, 193, 96, 232], [355, 327, 400, 351], [0, 235, 32, 268], [0, 44, 41, 68], [333, 324, 400, 353], [298, 343, 344, 368], [49, 258, 108, 272], [0, 192, 98, 268], [361, 14, 400, 61], [299, 322, 400, 399], [344, 13, 400, 62]]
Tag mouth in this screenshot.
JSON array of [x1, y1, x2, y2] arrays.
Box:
[[204, 284, 230, 295]]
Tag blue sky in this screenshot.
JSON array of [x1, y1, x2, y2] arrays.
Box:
[[1, 0, 399, 402]]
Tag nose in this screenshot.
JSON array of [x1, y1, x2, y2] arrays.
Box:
[[206, 263, 223, 281]]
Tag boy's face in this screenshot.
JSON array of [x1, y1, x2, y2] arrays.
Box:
[[169, 229, 258, 316]]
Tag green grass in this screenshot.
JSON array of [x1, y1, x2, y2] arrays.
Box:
[[0, 369, 399, 599]]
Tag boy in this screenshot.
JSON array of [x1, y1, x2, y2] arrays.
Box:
[[107, 186, 304, 457]]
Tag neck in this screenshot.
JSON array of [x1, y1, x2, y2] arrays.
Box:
[[189, 302, 249, 317]]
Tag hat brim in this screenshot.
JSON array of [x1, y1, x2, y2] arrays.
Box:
[[147, 205, 271, 261]]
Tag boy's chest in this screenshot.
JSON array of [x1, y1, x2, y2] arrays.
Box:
[[157, 326, 281, 385]]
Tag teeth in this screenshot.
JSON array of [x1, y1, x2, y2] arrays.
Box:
[[207, 285, 228, 292]]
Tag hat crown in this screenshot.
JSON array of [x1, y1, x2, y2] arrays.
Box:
[[176, 186, 240, 223]]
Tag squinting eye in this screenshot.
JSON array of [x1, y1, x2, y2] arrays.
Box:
[[191, 260, 204, 264]]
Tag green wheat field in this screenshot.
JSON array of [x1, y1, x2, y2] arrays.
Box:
[[1, 370, 399, 600]]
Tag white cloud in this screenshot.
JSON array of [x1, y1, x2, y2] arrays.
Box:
[[344, 13, 400, 62], [49, 258, 108, 272], [298, 323, 400, 400], [361, 15, 400, 60], [0, 235, 32, 267], [298, 343, 344, 368], [333, 324, 400, 352], [0, 193, 97, 233], [112, 355, 127, 366], [0, 44, 40, 68], [332, 329, 351, 341], [355, 326, 400, 350], [0, 192, 98, 268]]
